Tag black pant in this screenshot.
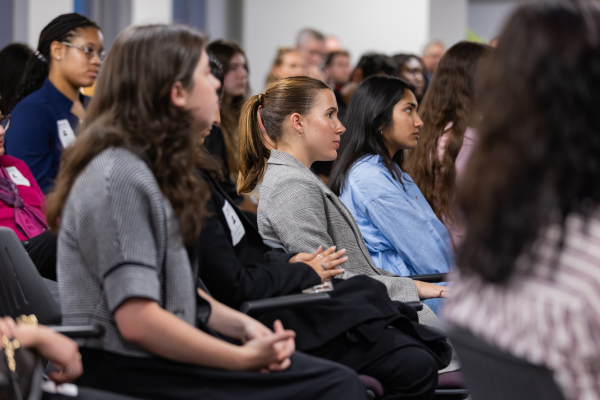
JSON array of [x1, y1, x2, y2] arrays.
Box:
[[78, 348, 367, 400], [309, 327, 439, 400], [23, 230, 57, 281]]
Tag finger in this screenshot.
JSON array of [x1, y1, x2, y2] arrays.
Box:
[[314, 246, 323, 255], [323, 248, 347, 262], [320, 246, 336, 258], [273, 320, 284, 334], [268, 357, 291, 371], [265, 330, 295, 347], [321, 269, 345, 279], [323, 256, 348, 269]]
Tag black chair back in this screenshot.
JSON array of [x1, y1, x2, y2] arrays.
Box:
[[0, 228, 61, 325], [448, 327, 566, 400]]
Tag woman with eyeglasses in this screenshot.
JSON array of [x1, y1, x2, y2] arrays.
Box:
[[0, 112, 55, 280], [6, 13, 103, 193]]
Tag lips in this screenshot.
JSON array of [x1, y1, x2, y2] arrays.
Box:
[[333, 140, 340, 148]]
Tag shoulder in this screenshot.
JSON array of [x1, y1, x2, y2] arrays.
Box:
[[345, 156, 398, 198], [12, 87, 53, 115]]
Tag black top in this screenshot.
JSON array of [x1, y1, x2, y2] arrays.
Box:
[[195, 170, 321, 310], [202, 125, 244, 204]]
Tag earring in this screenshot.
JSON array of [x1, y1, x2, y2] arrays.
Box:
[[56, 56, 60, 60]]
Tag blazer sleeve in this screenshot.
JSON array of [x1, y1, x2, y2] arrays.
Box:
[[263, 177, 336, 254], [198, 198, 321, 310]]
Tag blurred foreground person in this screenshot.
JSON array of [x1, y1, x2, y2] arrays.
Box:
[[445, 3, 600, 399]]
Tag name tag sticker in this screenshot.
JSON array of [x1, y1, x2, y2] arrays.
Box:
[[222, 200, 245, 246], [5, 166, 30, 186], [57, 119, 76, 148]]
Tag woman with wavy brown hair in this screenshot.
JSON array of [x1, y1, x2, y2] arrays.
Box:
[[46, 24, 365, 400], [405, 41, 491, 250]]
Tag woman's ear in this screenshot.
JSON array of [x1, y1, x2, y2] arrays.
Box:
[[170, 81, 187, 108], [289, 112, 304, 134], [50, 41, 64, 61]]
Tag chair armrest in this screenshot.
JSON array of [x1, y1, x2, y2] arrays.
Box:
[[408, 273, 447, 283], [403, 301, 424, 311], [241, 293, 331, 317], [48, 325, 105, 339]]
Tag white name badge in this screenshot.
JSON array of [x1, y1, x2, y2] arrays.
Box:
[[57, 119, 76, 148], [5, 166, 30, 186], [222, 200, 245, 246]]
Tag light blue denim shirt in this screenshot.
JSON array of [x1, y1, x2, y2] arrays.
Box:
[[339, 154, 453, 277]]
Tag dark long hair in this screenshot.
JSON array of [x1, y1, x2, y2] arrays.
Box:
[[237, 76, 331, 193], [405, 41, 491, 222], [12, 13, 100, 109], [458, 2, 600, 284], [206, 40, 249, 178], [0, 43, 33, 114], [47, 24, 210, 244], [329, 76, 414, 196]]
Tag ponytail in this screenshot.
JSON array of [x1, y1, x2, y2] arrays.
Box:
[[236, 76, 332, 194], [237, 95, 269, 193], [11, 13, 100, 111]]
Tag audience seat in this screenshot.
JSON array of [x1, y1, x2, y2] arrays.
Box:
[[448, 326, 566, 400]]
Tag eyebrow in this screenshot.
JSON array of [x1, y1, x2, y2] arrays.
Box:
[[403, 102, 417, 109], [325, 107, 338, 113]]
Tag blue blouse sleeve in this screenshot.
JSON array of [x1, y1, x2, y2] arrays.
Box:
[[363, 192, 453, 276]]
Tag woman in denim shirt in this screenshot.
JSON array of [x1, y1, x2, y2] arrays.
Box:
[[329, 76, 453, 313]]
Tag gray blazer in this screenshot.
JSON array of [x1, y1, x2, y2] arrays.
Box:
[[258, 150, 460, 372]]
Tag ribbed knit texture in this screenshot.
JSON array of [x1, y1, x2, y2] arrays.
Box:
[[57, 147, 197, 357]]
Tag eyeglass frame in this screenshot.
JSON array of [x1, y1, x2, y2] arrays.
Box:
[[0, 115, 10, 131], [60, 42, 106, 62]]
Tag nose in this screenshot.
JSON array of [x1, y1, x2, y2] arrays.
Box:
[[414, 112, 424, 128], [337, 120, 346, 135]]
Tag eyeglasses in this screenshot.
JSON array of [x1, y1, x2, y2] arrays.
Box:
[[61, 42, 106, 62], [0, 115, 10, 131]]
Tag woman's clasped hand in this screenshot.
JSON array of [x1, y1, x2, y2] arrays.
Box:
[[288, 245, 347, 282]]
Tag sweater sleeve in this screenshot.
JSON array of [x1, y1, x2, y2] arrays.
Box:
[[96, 160, 164, 312]]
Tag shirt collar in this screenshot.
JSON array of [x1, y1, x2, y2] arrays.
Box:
[[42, 78, 75, 109]]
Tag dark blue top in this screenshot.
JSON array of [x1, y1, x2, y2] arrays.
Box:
[[6, 79, 88, 193]]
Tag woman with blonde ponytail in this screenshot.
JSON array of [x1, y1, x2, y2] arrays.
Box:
[[238, 77, 460, 378]]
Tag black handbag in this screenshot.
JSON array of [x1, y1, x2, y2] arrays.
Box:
[[0, 339, 43, 400]]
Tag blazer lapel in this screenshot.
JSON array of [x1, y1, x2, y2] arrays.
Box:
[[269, 151, 381, 275]]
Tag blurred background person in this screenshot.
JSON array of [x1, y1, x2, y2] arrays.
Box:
[[422, 40, 445, 84], [0, 43, 33, 115], [444, 3, 600, 399], [295, 28, 327, 81], [206, 39, 258, 212], [264, 47, 304, 89], [324, 50, 351, 91], [325, 35, 341, 53], [393, 54, 426, 103], [6, 13, 103, 193], [406, 41, 491, 250]]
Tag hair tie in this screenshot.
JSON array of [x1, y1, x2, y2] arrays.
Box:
[[257, 94, 264, 106], [34, 50, 47, 63]]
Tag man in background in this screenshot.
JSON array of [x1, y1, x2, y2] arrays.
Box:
[[422, 40, 445, 82], [296, 28, 327, 81], [324, 50, 351, 90]]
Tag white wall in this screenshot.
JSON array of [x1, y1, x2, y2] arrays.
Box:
[[243, 0, 431, 94], [468, 1, 520, 41], [27, 0, 73, 49], [131, 0, 173, 26], [430, 0, 467, 48]]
